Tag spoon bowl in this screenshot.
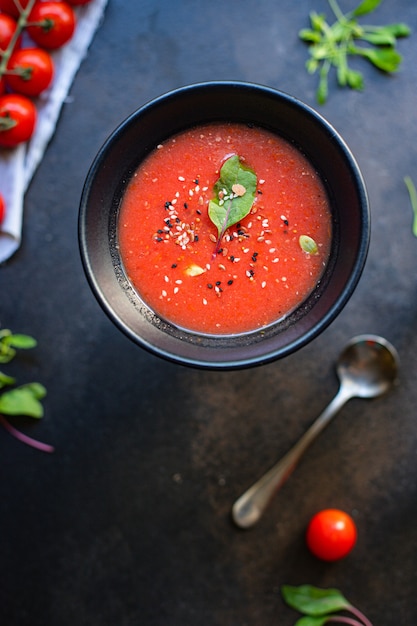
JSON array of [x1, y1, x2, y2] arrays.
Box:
[[337, 335, 399, 399], [232, 334, 399, 529]]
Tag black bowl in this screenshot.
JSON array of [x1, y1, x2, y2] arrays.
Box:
[[78, 81, 369, 369]]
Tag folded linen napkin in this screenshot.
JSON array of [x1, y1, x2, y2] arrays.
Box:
[[0, 0, 108, 264]]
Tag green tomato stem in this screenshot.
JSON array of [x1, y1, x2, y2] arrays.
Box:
[[0, 0, 38, 78]]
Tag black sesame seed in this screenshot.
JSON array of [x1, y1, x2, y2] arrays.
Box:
[[175, 217, 180, 223], [184, 202, 188, 209], [230, 255, 235, 262], [257, 189, 263, 194], [194, 235, 199, 242], [227, 279, 233, 285], [215, 281, 221, 286], [207, 283, 213, 289], [157, 229, 164, 234], [194, 178, 199, 184], [165, 201, 171, 209], [196, 209, 202, 215], [171, 264, 177, 268], [156, 237, 163, 242]]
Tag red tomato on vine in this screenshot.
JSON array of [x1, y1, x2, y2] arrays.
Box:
[[0, 193, 5, 224], [0, 12, 21, 53], [306, 509, 357, 561], [6, 47, 54, 96], [27, 2, 76, 50], [0, 93, 36, 147]]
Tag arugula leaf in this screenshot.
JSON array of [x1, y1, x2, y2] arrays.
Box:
[[208, 155, 257, 253], [299, 0, 411, 103]]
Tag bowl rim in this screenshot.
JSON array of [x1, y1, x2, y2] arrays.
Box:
[[79, 80, 370, 369]]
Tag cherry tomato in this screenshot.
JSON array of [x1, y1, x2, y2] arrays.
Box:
[[0, 93, 36, 147], [306, 509, 357, 561], [6, 47, 54, 96], [0, 12, 21, 53], [27, 2, 76, 50], [0, 193, 5, 224], [0, 0, 32, 19]]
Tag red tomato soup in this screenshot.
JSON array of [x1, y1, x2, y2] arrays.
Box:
[[118, 123, 332, 335]]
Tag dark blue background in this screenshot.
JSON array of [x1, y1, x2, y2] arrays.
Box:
[[1, 1, 416, 624]]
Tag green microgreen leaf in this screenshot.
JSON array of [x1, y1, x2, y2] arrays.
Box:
[[282, 585, 351, 616], [208, 155, 257, 254], [404, 176, 417, 237], [350, 44, 402, 72], [0, 383, 46, 418], [299, 0, 411, 103], [351, 0, 382, 18], [0, 371, 16, 389], [0, 329, 37, 363]]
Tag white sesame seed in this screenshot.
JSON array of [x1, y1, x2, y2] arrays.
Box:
[[203, 298, 208, 305], [262, 281, 267, 288], [174, 287, 179, 294], [269, 248, 276, 253], [162, 290, 167, 297], [272, 258, 279, 263], [175, 279, 183, 284], [178, 176, 185, 181], [164, 276, 169, 282]]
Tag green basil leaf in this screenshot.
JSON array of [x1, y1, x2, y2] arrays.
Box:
[[281, 585, 351, 616], [0, 383, 46, 418], [352, 0, 382, 17], [208, 155, 257, 245]]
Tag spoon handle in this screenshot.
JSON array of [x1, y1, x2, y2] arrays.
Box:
[[232, 386, 351, 529]]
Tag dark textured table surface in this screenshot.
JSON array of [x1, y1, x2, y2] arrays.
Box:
[[1, 1, 417, 624]]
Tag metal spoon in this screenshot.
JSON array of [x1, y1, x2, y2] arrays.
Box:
[[232, 334, 399, 529]]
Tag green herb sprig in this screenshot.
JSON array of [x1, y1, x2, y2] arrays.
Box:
[[299, 0, 411, 104], [0, 329, 54, 453], [208, 155, 257, 255], [281, 585, 373, 626]]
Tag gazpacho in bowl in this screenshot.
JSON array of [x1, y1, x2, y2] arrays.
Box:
[[79, 82, 369, 369]]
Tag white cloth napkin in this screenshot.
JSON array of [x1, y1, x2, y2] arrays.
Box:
[[0, 0, 108, 264]]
